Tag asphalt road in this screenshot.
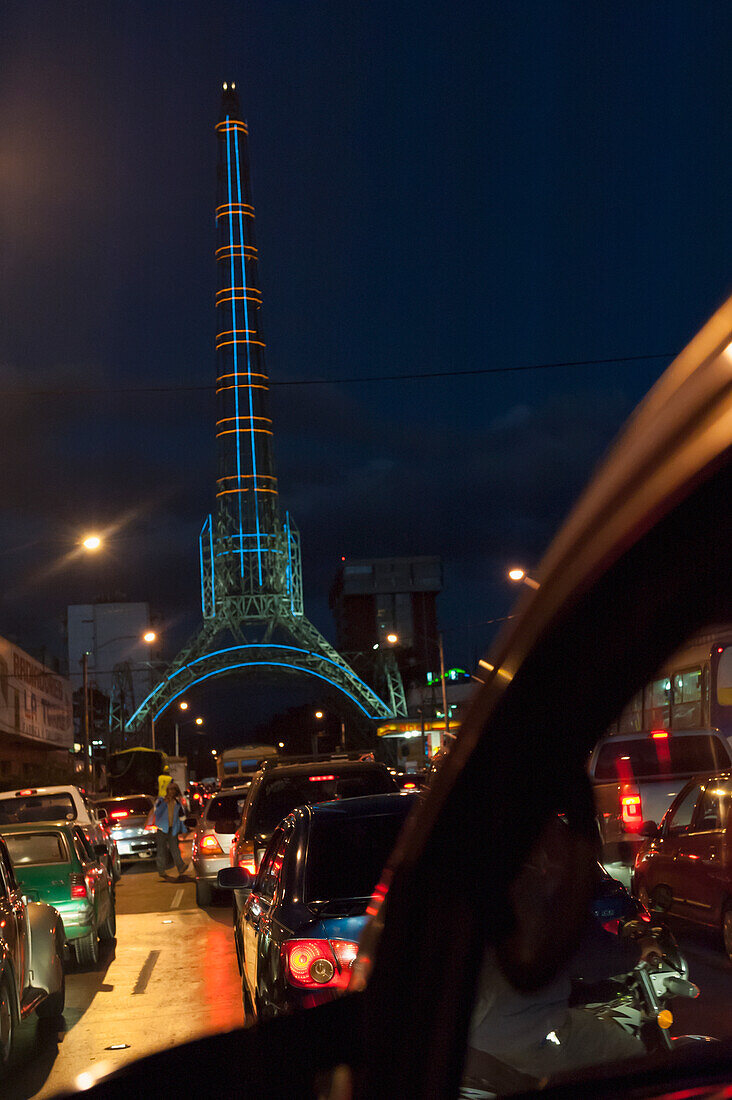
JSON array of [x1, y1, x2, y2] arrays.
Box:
[[4, 836, 243, 1100]]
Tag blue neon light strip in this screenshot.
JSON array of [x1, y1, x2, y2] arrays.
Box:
[[285, 510, 294, 614], [208, 515, 215, 615], [150, 662, 383, 722], [128, 643, 389, 725], [233, 122, 264, 586], [224, 117, 246, 578]]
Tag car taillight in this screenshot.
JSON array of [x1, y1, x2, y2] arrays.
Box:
[[238, 856, 256, 874], [282, 939, 359, 990], [70, 873, 87, 899], [621, 786, 643, 832], [110, 810, 129, 819], [200, 833, 224, 855]]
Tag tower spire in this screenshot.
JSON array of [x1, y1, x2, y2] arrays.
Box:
[[214, 86, 283, 601]]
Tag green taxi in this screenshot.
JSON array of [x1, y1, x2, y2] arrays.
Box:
[[0, 822, 116, 967]]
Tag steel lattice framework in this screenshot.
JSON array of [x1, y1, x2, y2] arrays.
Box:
[[126, 86, 401, 733]]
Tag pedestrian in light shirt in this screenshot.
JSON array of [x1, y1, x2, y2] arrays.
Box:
[[148, 783, 189, 880]]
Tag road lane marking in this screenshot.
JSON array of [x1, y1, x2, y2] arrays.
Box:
[[132, 950, 160, 994], [171, 888, 184, 909]]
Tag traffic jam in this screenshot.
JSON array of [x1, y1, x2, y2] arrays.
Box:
[[3, 633, 732, 1100]]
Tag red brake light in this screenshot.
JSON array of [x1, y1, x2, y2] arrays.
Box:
[[651, 730, 668, 740], [110, 810, 129, 819], [308, 775, 336, 782], [621, 787, 643, 832], [403, 782, 416, 789], [200, 834, 223, 855], [70, 873, 87, 899], [17, 789, 36, 796], [601, 918, 621, 935], [238, 857, 256, 873], [282, 939, 358, 989]]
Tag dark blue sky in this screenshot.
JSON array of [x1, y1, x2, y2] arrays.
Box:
[[1, 2, 731, 687]]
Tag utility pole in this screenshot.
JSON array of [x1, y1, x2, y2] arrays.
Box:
[[151, 715, 156, 751], [175, 722, 180, 758], [81, 652, 91, 790], [438, 632, 449, 751]]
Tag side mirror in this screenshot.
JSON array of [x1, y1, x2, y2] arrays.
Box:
[[184, 816, 197, 829], [217, 866, 252, 890], [94, 844, 108, 857], [639, 820, 659, 838], [96, 808, 108, 821]]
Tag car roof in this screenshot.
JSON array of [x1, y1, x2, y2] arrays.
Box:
[[0, 786, 80, 798], [0, 821, 74, 833], [594, 727, 721, 744], [259, 760, 387, 780], [303, 792, 420, 820], [207, 785, 250, 797], [93, 794, 152, 803]]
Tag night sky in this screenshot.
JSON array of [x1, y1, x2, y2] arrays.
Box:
[[1, 3, 731, 735]]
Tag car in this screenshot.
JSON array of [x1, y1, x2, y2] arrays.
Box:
[[0, 833, 66, 1072], [230, 759, 398, 891], [191, 784, 250, 907], [218, 791, 420, 1020], [590, 727, 732, 887], [0, 785, 121, 883], [93, 794, 156, 865], [72, 284, 732, 1094], [0, 821, 117, 968], [633, 771, 732, 958]]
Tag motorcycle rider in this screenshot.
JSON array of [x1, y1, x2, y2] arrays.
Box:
[[464, 817, 662, 1090]]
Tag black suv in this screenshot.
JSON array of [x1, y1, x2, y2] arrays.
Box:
[[230, 759, 397, 889]]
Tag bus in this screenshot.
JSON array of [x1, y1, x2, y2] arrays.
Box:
[[607, 624, 732, 738], [216, 745, 280, 788], [108, 748, 168, 797]]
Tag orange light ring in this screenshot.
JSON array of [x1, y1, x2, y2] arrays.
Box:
[[216, 210, 255, 220], [216, 385, 269, 394], [217, 285, 261, 296], [215, 122, 248, 133], [216, 203, 254, 214], [216, 428, 274, 437], [216, 416, 273, 425], [216, 372, 269, 382], [215, 245, 258, 255], [218, 473, 277, 481], [216, 488, 278, 496], [216, 339, 267, 349], [216, 329, 257, 337], [216, 297, 262, 308]]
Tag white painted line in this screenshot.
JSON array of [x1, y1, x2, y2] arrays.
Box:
[[171, 888, 184, 909]]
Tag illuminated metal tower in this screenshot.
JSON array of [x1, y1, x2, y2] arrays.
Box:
[[127, 85, 402, 733]]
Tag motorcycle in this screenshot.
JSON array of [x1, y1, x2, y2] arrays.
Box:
[[460, 920, 713, 1098]]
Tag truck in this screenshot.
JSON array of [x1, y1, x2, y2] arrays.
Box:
[[167, 756, 189, 796]]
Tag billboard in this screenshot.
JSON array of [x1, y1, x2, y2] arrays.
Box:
[[0, 637, 73, 750]]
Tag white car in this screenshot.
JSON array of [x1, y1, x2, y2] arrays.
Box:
[[0, 786, 121, 881]]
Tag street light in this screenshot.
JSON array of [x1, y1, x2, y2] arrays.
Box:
[[507, 566, 540, 590], [82, 534, 102, 551], [179, 701, 189, 711], [386, 632, 398, 644], [174, 714, 204, 757]]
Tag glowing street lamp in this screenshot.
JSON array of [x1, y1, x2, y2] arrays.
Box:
[[386, 632, 398, 644], [507, 567, 540, 590], [82, 535, 102, 551], [142, 631, 157, 644], [314, 710, 324, 720], [179, 701, 189, 711]]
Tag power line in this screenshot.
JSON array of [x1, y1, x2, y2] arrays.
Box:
[[0, 352, 674, 399]]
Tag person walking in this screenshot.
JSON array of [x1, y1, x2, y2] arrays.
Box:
[[149, 783, 190, 879]]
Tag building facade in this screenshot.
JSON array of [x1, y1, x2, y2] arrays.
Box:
[[0, 634, 74, 789], [329, 557, 442, 692]]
